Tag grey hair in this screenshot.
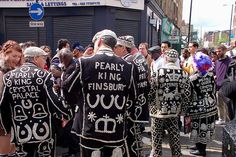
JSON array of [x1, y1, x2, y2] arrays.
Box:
[[101, 36, 117, 49], [59, 48, 72, 58], [24, 56, 35, 63]]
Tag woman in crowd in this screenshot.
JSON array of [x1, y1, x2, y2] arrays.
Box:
[[40, 45, 52, 70], [186, 51, 218, 156], [0, 40, 23, 156], [210, 49, 218, 64], [180, 48, 190, 68]]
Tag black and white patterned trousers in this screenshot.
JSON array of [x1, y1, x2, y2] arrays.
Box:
[[150, 117, 181, 157], [126, 120, 143, 157]]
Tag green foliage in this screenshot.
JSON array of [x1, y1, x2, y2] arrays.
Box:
[[215, 35, 229, 46]]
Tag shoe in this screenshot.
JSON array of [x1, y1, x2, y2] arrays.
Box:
[[190, 150, 206, 156], [215, 119, 225, 125], [62, 153, 80, 157], [188, 145, 198, 150]]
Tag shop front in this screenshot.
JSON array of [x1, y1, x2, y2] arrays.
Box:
[[0, 0, 144, 53]]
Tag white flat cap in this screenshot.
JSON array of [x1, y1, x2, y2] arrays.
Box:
[[24, 46, 48, 57], [92, 29, 117, 42]]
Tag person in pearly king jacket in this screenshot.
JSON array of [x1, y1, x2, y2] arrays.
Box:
[[149, 49, 191, 157], [0, 47, 72, 157], [114, 35, 150, 157], [62, 29, 137, 157]]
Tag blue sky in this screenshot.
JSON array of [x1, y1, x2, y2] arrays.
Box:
[[183, 0, 234, 34]]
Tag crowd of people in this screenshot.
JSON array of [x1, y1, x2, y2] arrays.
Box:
[[0, 29, 235, 157]]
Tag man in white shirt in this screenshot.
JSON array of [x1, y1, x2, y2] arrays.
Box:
[[161, 41, 180, 68], [148, 45, 162, 77]]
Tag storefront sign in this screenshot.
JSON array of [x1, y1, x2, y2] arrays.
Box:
[[29, 21, 45, 27], [162, 18, 173, 35], [147, 7, 162, 30], [168, 36, 179, 44], [0, 0, 144, 10]]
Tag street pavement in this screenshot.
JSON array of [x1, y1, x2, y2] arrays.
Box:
[[142, 124, 223, 157], [56, 124, 224, 157]]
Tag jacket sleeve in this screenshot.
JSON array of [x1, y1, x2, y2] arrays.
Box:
[[126, 64, 138, 121], [44, 73, 73, 120], [221, 79, 236, 99], [62, 60, 82, 94], [180, 72, 192, 114], [148, 76, 157, 113], [132, 62, 150, 123], [0, 75, 12, 134]]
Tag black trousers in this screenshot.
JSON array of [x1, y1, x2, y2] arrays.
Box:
[[126, 120, 143, 157], [227, 99, 236, 120], [80, 137, 129, 157], [15, 139, 55, 157], [81, 146, 118, 157], [195, 143, 206, 152], [62, 120, 80, 154]]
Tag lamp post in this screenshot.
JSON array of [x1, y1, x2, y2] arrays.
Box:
[[229, 4, 233, 46], [187, 0, 193, 46]]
